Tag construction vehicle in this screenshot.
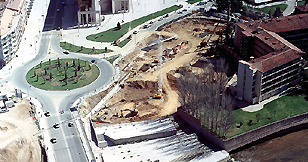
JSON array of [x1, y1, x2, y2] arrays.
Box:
[[154, 94, 162, 99]]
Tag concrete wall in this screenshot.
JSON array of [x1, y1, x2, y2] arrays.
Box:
[[178, 107, 308, 152], [104, 129, 177, 145]]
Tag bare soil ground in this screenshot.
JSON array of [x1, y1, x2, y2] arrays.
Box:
[[232, 128, 308, 162], [0, 97, 41, 162], [81, 17, 226, 124]]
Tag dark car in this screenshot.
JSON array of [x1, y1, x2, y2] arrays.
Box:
[[53, 123, 60, 129], [62, 2, 65, 6], [70, 107, 77, 112], [68, 123, 74, 127], [91, 60, 96, 63], [63, 50, 69, 54], [50, 137, 57, 143], [44, 111, 50, 117]]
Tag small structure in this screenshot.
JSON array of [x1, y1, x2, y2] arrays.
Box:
[[5, 100, 14, 108]]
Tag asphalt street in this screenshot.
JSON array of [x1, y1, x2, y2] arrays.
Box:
[[1, 0, 114, 161]]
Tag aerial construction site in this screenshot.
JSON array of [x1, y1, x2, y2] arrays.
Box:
[[79, 15, 228, 124]]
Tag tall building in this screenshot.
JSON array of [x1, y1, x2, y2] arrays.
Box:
[[229, 14, 307, 104], [0, 0, 27, 67]]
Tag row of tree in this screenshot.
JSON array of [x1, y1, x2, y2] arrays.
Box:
[[177, 59, 235, 137]]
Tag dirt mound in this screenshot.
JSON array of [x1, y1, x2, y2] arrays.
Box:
[[128, 80, 158, 90]]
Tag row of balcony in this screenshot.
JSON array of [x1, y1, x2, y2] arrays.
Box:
[[263, 59, 301, 77], [262, 66, 300, 85], [261, 73, 300, 94]]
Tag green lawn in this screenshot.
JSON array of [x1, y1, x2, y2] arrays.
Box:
[[60, 42, 113, 54], [118, 38, 131, 48], [107, 54, 120, 64], [297, 1, 306, 6], [227, 91, 308, 138], [86, 5, 182, 42], [259, 4, 288, 14], [26, 58, 100, 91], [186, 0, 202, 4]]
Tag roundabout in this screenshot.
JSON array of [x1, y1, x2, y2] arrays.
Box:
[[26, 58, 100, 91]]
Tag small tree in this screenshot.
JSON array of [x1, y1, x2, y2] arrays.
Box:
[[117, 22, 121, 30], [45, 69, 47, 75], [57, 57, 60, 65], [72, 60, 75, 67], [256, 113, 260, 123], [105, 47, 108, 52], [81, 46, 83, 51], [92, 47, 95, 53], [49, 59, 51, 65], [66, 62, 68, 69], [64, 71, 67, 80], [40, 61, 42, 68], [64, 41, 67, 46], [50, 73, 52, 80]]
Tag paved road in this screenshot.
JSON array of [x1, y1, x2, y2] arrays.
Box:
[[0, 0, 114, 161]]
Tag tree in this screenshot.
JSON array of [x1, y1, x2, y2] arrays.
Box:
[[66, 62, 68, 69], [57, 57, 60, 66], [272, 7, 282, 17], [64, 41, 67, 46], [40, 61, 42, 68], [177, 59, 234, 137], [50, 73, 52, 80], [49, 59, 51, 65], [117, 22, 121, 30], [81, 46, 83, 51], [256, 113, 260, 123], [92, 47, 95, 53], [214, 0, 242, 13], [105, 47, 108, 52]]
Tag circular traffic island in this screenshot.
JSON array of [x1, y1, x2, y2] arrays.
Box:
[[26, 58, 100, 91]]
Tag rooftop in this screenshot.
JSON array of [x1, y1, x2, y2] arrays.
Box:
[[6, 0, 24, 12], [236, 14, 307, 72], [1, 9, 19, 36], [295, 4, 308, 12]]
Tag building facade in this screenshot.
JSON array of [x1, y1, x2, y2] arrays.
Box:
[[230, 14, 307, 104], [0, 0, 27, 66]]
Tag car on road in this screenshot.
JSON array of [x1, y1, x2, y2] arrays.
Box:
[[178, 11, 183, 14], [63, 50, 69, 54], [53, 123, 60, 129], [68, 123, 73, 127], [158, 17, 163, 21], [183, 9, 187, 12], [133, 30, 138, 34], [91, 59, 96, 63], [50, 137, 57, 143], [62, 2, 65, 6], [70, 107, 77, 111], [44, 111, 50, 117], [163, 14, 169, 18]]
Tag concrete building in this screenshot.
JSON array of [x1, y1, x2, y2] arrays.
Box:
[[229, 14, 307, 104], [78, 0, 101, 27], [0, 0, 27, 66], [78, 0, 131, 27]]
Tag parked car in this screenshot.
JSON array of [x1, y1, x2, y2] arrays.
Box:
[[68, 123, 74, 127], [44, 111, 50, 117], [158, 17, 163, 21], [133, 30, 138, 34]]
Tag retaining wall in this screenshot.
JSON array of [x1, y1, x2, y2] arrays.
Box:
[[177, 107, 308, 152]]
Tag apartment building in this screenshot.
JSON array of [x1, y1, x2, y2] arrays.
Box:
[[229, 14, 307, 104], [0, 0, 27, 66]]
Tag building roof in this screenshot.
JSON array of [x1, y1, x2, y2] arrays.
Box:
[[250, 49, 304, 72], [295, 4, 308, 12], [6, 0, 24, 12], [1, 9, 19, 36], [236, 14, 307, 72]]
